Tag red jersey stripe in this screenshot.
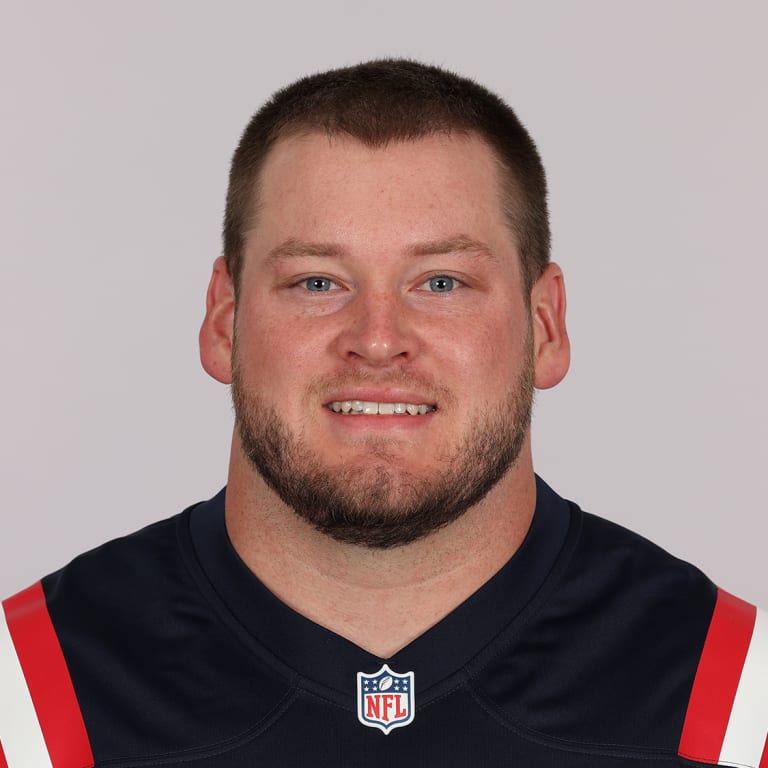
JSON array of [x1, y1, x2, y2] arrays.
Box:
[[678, 588, 756, 763], [0, 740, 8, 768], [759, 733, 768, 768], [2, 583, 94, 768], [719, 606, 768, 766]]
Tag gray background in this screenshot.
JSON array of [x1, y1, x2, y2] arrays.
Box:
[[1, 1, 766, 605]]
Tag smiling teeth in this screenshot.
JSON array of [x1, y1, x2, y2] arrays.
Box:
[[328, 401, 435, 415]]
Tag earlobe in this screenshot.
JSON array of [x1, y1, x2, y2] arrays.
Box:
[[199, 257, 236, 385], [531, 263, 570, 390]]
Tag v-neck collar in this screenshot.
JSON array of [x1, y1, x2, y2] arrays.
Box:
[[186, 476, 570, 700]]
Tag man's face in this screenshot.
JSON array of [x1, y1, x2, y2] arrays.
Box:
[[224, 132, 543, 547]]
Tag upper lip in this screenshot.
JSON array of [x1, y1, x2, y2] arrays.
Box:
[[323, 389, 437, 405]]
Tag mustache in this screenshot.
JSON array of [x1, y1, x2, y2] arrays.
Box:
[[305, 369, 451, 403]]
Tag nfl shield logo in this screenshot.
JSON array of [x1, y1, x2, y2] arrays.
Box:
[[356, 663, 415, 734]]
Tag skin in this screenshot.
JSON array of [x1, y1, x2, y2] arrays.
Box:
[[199, 132, 570, 657]]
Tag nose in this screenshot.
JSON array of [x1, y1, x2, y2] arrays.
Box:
[[335, 290, 419, 366]]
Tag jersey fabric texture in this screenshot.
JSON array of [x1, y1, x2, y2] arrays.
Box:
[[1, 477, 766, 767]]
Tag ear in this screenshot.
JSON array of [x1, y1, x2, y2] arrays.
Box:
[[199, 257, 235, 385], [530, 263, 570, 390]]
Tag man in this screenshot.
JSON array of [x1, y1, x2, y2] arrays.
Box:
[[1, 60, 765, 767]]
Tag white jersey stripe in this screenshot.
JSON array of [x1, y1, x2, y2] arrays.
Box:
[[0, 604, 53, 768], [719, 606, 768, 768]]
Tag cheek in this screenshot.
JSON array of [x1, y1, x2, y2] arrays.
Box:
[[446, 312, 529, 393], [234, 304, 325, 388], [234, 308, 279, 381]]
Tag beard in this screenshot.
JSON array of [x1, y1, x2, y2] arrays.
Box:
[[231, 336, 534, 549]]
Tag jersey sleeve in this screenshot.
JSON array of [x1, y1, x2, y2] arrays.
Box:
[[0, 582, 93, 768], [678, 588, 768, 767]]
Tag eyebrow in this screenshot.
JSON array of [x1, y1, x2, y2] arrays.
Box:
[[266, 239, 347, 264], [266, 235, 497, 264], [407, 235, 496, 261]]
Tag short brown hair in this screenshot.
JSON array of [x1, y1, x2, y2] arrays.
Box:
[[224, 59, 549, 295]]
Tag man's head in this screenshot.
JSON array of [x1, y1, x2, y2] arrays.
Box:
[[200, 62, 569, 548], [223, 59, 550, 299]]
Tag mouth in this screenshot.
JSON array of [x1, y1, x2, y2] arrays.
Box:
[[326, 400, 437, 416]]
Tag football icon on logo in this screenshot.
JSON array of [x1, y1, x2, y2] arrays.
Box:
[[357, 663, 414, 734]]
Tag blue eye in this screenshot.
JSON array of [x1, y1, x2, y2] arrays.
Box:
[[427, 276, 455, 292], [304, 277, 333, 291]]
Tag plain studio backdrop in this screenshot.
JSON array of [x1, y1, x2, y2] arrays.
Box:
[[1, 1, 765, 605]]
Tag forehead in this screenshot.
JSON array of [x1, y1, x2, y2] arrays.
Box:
[[251, 132, 512, 247]]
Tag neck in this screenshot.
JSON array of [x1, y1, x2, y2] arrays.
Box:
[[224, 437, 537, 658]]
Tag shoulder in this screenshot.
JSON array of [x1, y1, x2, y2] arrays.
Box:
[[579, 511, 768, 766], [0, 496, 295, 767], [0, 514, 184, 768], [42, 513, 186, 612], [575, 511, 768, 767], [475, 505, 767, 765]]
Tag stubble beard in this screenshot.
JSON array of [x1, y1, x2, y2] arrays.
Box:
[[231, 338, 534, 549]]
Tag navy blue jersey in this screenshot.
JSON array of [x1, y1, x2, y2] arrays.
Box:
[[1, 478, 766, 767]]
